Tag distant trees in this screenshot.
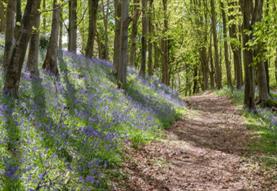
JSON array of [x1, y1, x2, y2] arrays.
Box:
[[0, 0, 276, 111]]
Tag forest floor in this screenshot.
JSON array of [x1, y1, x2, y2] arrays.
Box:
[[113, 92, 277, 191]]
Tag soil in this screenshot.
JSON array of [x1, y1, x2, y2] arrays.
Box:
[[113, 92, 277, 191]]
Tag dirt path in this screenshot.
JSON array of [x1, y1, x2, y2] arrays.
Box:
[[114, 92, 277, 191]]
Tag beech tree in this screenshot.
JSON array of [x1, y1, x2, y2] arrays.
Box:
[[68, 0, 78, 52], [42, 0, 60, 76], [3, 0, 41, 96]]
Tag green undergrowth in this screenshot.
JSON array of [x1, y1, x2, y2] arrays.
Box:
[[0, 48, 185, 190], [216, 87, 277, 168]]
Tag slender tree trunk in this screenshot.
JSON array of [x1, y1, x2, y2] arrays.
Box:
[[59, 4, 63, 50], [117, 0, 129, 88], [275, 55, 277, 85], [14, 0, 22, 38], [68, 0, 77, 52], [42, 0, 60, 76], [210, 0, 221, 89], [3, 0, 16, 70], [42, 0, 46, 32], [85, 0, 99, 57], [221, 1, 232, 88], [102, 0, 109, 59], [129, 0, 140, 67], [209, 33, 215, 89], [113, 0, 121, 74], [161, 0, 169, 85], [140, 0, 148, 77], [0, 0, 6, 33], [254, 0, 269, 104], [26, 10, 40, 78], [4, 0, 42, 96], [148, 0, 154, 76], [228, 1, 242, 89], [240, 0, 256, 111]]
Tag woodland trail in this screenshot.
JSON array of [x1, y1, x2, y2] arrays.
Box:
[[114, 92, 277, 191]]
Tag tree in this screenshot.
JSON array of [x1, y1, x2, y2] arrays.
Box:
[[3, 0, 42, 96], [3, 0, 16, 70], [140, 0, 148, 77], [161, 0, 169, 85], [240, 0, 256, 111], [68, 0, 77, 52], [117, 0, 130, 88], [85, 0, 99, 57], [113, 0, 121, 74], [0, 0, 6, 33], [228, 0, 243, 89], [26, 8, 41, 78], [211, 0, 222, 89], [42, 0, 60, 76], [221, 1, 232, 88], [129, 0, 140, 67]]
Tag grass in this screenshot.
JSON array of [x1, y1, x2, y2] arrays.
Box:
[[216, 87, 277, 168], [0, 48, 185, 190]]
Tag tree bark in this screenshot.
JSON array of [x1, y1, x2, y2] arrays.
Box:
[[117, 0, 129, 88], [210, 0, 222, 89], [240, 0, 256, 111], [161, 0, 169, 85], [26, 10, 40, 78], [68, 0, 77, 52], [0, 0, 6, 33], [228, 1, 243, 89], [209, 33, 215, 89], [253, 0, 269, 104], [221, 1, 232, 89], [42, 0, 60, 76], [129, 0, 140, 67], [113, 0, 121, 74], [85, 0, 99, 57], [140, 0, 148, 77], [148, 0, 154, 76], [3, 0, 16, 70], [3, 0, 41, 96]]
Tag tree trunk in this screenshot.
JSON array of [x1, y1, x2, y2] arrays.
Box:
[[42, 0, 60, 76], [221, 1, 232, 88], [129, 0, 140, 67], [240, 0, 256, 111], [140, 0, 148, 77], [253, 0, 269, 104], [113, 0, 121, 74], [26, 10, 40, 78], [0, 0, 6, 33], [228, 1, 243, 89], [117, 0, 129, 88], [210, 0, 221, 89], [3, 0, 41, 96], [14, 0, 22, 38], [148, 0, 154, 76], [102, 0, 109, 59], [59, 4, 63, 49], [68, 0, 77, 52], [161, 0, 169, 85], [209, 34, 215, 89], [85, 0, 99, 57], [3, 0, 16, 70]]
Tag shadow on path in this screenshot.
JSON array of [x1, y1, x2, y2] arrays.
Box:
[[114, 92, 277, 191]]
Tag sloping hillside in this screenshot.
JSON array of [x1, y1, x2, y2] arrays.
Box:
[[0, 45, 185, 190]]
